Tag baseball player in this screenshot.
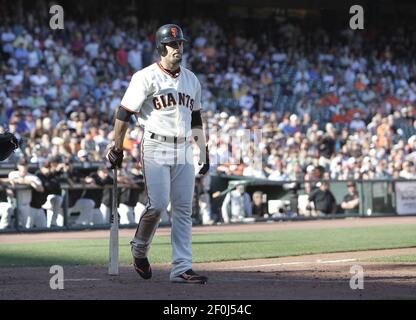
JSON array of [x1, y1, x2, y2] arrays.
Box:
[[35, 159, 64, 228], [117, 167, 140, 225], [0, 178, 14, 230], [85, 168, 114, 225], [64, 159, 96, 226], [221, 184, 252, 223], [8, 159, 45, 229], [96, 166, 114, 224], [107, 24, 210, 284]]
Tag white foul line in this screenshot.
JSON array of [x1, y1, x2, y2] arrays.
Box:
[[64, 278, 102, 282], [215, 258, 357, 270], [316, 259, 357, 264]]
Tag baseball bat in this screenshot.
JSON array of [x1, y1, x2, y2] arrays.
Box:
[[108, 167, 119, 275]]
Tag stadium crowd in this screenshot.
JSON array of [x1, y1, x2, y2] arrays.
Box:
[[1, 2, 416, 229]]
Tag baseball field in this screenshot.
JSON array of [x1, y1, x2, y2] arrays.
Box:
[[1, 216, 416, 300]]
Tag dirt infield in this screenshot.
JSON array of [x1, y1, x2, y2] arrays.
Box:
[[1, 249, 416, 300], [1, 217, 416, 300]]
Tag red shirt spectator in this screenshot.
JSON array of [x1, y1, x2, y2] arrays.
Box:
[[117, 48, 129, 67]]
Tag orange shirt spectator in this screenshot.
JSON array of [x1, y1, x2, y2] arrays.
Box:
[[376, 122, 392, 149], [332, 113, 348, 124], [123, 137, 135, 152], [326, 93, 339, 105], [354, 81, 366, 91]]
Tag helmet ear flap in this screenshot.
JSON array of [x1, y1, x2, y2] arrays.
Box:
[[157, 44, 167, 57]]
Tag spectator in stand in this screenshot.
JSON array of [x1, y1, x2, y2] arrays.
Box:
[[341, 181, 360, 214], [221, 184, 252, 223], [8, 158, 45, 228], [96, 166, 114, 224], [251, 191, 268, 218], [33, 159, 64, 228], [1, 3, 416, 209], [117, 164, 143, 225], [349, 113, 366, 131], [84, 166, 114, 225], [308, 181, 337, 216], [64, 152, 96, 226]]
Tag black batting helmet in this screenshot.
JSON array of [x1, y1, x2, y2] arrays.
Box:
[[155, 24, 187, 56]]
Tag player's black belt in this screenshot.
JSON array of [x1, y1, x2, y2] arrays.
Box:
[[149, 132, 187, 143]]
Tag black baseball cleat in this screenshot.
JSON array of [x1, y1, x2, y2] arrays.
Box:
[[133, 257, 152, 280], [170, 269, 208, 284]]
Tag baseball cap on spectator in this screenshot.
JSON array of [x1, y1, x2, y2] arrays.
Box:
[[229, 116, 238, 124], [220, 112, 228, 119], [80, 65, 89, 73], [77, 149, 88, 158], [408, 135, 416, 145], [69, 100, 80, 107], [32, 108, 42, 118], [70, 112, 79, 120], [242, 110, 250, 118], [326, 123, 334, 131], [287, 137, 295, 146], [306, 164, 315, 173], [347, 181, 356, 187], [52, 137, 64, 145]]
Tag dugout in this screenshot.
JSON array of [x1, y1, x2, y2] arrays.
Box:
[[209, 175, 411, 217]]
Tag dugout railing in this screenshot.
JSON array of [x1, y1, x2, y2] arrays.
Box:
[[1, 177, 416, 233]]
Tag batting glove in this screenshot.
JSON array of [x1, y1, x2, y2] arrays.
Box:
[[198, 145, 210, 175], [107, 147, 124, 169]]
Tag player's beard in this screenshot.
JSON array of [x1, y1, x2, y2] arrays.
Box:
[[162, 52, 182, 70], [172, 54, 182, 64]]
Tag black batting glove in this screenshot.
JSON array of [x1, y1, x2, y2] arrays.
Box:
[[198, 145, 210, 175], [107, 147, 124, 169]]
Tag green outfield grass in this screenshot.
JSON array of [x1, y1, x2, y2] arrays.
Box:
[[1, 224, 416, 267], [366, 254, 416, 263]]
